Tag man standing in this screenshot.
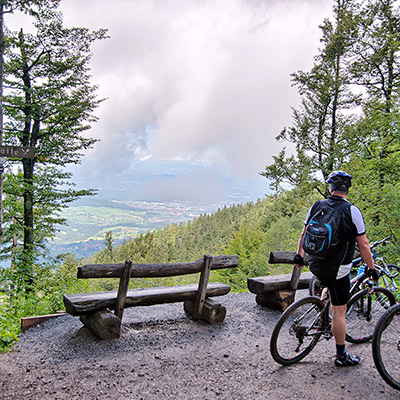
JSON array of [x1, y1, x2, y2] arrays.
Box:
[[294, 171, 376, 367]]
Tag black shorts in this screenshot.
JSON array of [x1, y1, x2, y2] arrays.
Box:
[[318, 274, 350, 306]]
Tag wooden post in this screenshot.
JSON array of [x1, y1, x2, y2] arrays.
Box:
[[184, 298, 226, 324], [255, 291, 295, 311], [288, 266, 302, 290], [192, 255, 212, 319], [80, 310, 121, 340], [248, 251, 312, 310], [114, 260, 133, 320]]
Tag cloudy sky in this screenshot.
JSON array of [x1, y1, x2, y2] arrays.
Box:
[[10, 0, 333, 204]]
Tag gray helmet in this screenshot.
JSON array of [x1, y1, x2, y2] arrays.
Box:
[[326, 170, 352, 192]]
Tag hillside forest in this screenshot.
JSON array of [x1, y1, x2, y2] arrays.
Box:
[[1, 0, 400, 351]]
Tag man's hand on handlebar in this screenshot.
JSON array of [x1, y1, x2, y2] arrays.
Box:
[[294, 254, 304, 271], [368, 267, 380, 281]]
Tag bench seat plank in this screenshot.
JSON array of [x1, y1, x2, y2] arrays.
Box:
[[247, 272, 313, 295], [64, 282, 231, 316]]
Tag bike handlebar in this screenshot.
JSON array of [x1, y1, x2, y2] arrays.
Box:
[[354, 236, 391, 254], [352, 236, 392, 266], [370, 236, 391, 249]]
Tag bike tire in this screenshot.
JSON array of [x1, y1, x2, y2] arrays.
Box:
[[345, 286, 396, 344], [386, 264, 400, 275], [270, 296, 325, 366], [372, 303, 400, 391], [308, 275, 323, 297]]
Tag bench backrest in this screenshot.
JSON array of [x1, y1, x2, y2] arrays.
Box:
[[78, 254, 239, 279]]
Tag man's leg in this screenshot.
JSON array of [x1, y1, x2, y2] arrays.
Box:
[[329, 276, 360, 367], [331, 304, 347, 347]]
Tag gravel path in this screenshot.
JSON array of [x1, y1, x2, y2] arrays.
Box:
[[0, 291, 398, 399]]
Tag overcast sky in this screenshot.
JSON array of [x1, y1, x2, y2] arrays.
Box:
[[9, 0, 333, 204]]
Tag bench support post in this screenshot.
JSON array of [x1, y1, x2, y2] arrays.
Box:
[[247, 252, 312, 310], [255, 291, 295, 311], [80, 310, 121, 340], [184, 298, 226, 324], [192, 255, 212, 319], [114, 260, 133, 320]]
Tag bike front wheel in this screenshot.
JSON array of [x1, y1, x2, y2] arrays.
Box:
[[270, 296, 325, 366], [372, 303, 400, 391], [346, 287, 396, 344]]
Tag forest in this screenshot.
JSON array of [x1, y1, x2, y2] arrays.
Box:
[[1, 0, 400, 351]]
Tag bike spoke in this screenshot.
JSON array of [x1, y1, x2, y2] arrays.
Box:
[[270, 297, 325, 365], [346, 287, 396, 344]]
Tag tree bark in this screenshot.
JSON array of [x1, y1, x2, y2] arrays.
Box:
[[247, 272, 313, 294], [64, 282, 232, 316], [0, 0, 4, 265], [255, 290, 295, 311], [80, 310, 121, 340], [184, 298, 227, 324], [268, 251, 310, 265], [114, 260, 132, 319], [78, 255, 239, 279]]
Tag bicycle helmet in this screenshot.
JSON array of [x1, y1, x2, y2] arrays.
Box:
[[326, 170, 352, 192]]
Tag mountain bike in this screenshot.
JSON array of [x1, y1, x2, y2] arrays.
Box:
[[270, 281, 396, 365], [370, 237, 400, 300], [372, 303, 400, 391], [309, 237, 400, 300]]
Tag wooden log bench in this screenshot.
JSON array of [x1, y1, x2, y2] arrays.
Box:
[[63, 254, 238, 340], [247, 251, 312, 311]]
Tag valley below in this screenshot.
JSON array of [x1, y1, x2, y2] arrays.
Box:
[[47, 198, 221, 259]]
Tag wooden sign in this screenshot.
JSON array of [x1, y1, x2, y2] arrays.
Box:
[[0, 146, 35, 159]]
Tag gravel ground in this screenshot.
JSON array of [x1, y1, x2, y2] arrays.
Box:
[[0, 291, 398, 400]]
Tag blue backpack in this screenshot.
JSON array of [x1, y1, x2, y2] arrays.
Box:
[[302, 199, 350, 259]]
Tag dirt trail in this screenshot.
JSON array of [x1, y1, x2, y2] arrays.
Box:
[[0, 291, 397, 399]]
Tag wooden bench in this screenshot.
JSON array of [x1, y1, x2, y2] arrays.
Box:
[[63, 254, 238, 339], [247, 251, 312, 311]]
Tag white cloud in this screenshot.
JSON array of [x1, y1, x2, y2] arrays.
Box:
[[7, 0, 333, 201]]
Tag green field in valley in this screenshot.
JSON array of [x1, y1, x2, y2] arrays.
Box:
[[47, 198, 219, 259]]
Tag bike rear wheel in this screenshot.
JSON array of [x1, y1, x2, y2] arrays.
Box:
[[372, 303, 400, 391], [346, 287, 396, 344], [270, 296, 325, 365]]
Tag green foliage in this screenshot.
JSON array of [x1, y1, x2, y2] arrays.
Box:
[[0, 304, 19, 352], [3, 0, 400, 352], [0, 254, 88, 352], [261, 0, 400, 200], [261, 0, 359, 196], [87, 191, 317, 291], [220, 226, 268, 290], [260, 0, 400, 258], [1, 0, 107, 282]]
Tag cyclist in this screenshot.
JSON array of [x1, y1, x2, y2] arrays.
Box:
[[294, 171, 376, 367]]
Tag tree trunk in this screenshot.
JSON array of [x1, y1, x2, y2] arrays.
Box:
[[19, 29, 39, 288], [0, 0, 4, 265], [22, 158, 35, 288]]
